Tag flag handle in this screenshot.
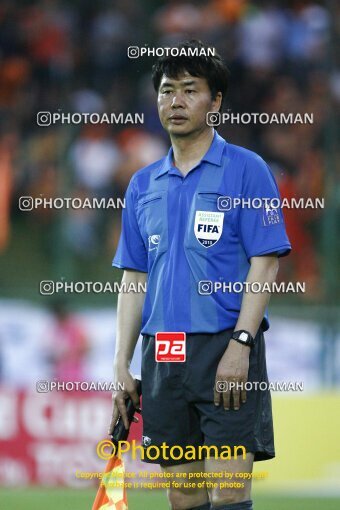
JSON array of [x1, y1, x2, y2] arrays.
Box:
[[110, 378, 142, 446]]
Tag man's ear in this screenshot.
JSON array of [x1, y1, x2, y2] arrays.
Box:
[[211, 91, 222, 112]]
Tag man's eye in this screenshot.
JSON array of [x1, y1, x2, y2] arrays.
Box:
[[186, 89, 196, 94], [162, 90, 171, 95]]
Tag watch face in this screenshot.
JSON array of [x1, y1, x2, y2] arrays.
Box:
[[239, 332, 249, 343]]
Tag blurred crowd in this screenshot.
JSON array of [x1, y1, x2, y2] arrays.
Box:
[[0, 0, 339, 299]]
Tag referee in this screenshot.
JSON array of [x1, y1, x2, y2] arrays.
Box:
[[109, 40, 291, 510]]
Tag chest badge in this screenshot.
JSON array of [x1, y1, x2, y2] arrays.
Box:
[[194, 210, 224, 247]]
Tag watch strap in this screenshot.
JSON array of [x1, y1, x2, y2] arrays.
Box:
[[231, 329, 255, 347]]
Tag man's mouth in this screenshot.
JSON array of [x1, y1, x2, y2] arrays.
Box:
[[169, 114, 188, 124]]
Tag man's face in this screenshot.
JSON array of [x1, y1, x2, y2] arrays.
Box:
[[157, 71, 222, 137]]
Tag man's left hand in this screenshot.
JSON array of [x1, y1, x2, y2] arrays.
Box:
[[214, 339, 251, 411]]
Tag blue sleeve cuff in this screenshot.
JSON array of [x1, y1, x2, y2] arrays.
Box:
[[247, 244, 291, 259], [112, 260, 148, 272]]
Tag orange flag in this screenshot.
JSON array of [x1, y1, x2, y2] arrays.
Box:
[[92, 456, 127, 510]]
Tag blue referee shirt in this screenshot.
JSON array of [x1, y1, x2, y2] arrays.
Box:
[[113, 131, 291, 335]]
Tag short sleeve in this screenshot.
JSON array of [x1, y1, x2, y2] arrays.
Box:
[[238, 155, 291, 259], [112, 177, 148, 272]]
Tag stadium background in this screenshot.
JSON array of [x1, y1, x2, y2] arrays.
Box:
[[0, 0, 339, 509]]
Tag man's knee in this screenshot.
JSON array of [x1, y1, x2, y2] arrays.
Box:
[[210, 486, 250, 507], [168, 488, 188, 509], [168, 488, 209, 510]]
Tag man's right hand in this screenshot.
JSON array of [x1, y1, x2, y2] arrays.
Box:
[[108, 370, 140, 433]]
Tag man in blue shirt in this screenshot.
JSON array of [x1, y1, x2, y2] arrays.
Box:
[[109, 40, 291, 510]]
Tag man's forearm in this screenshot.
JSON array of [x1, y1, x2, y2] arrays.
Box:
[[114, 269, 147, 371], [234, 255, 279, 338]]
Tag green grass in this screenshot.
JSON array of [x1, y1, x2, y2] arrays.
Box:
[[0, 488, 340, 510]]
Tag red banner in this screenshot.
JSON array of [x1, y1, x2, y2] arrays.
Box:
[[0, 387, 142, 487]]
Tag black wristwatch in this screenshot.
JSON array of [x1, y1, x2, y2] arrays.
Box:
[[231, 330, 255, 347]]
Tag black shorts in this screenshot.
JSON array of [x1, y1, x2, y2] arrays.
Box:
[[141, 328, 275, 466]]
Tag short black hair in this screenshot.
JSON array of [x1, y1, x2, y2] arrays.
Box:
[[152, 40, 229, 104]]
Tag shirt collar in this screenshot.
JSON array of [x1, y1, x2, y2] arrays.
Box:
[[156, 130, 226, 179]]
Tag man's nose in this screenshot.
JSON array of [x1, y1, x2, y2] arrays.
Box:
[[171, 93, 185, 108]]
